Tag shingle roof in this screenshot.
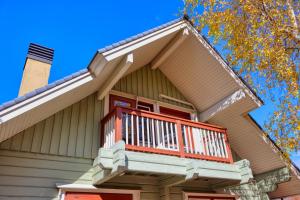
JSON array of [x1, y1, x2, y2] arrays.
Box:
[[0, 69, 88, 112], [97, 17, 183, 54]]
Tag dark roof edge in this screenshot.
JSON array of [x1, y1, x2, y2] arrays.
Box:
[[0, 69, 89, 112], [247, 114, 300, 174]]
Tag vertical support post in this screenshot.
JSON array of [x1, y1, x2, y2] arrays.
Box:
[[100, 121, 104, 147], [176, 120, 185, 158], [224, 129, 233, 163], [115, 107, 123, 142]]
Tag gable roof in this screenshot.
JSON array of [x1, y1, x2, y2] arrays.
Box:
[[0, 16, 299, 196]]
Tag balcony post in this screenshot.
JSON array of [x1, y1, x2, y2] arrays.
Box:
[[100, 121, 104, 147], [176, 120, 185, 158], [115, 107, 123, 142], [224, 130, 233, 163]]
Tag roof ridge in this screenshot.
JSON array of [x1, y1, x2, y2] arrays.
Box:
[[98, 17, 185, 54]]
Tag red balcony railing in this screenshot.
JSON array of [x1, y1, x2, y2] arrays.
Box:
[[101, 107, 233, 163]]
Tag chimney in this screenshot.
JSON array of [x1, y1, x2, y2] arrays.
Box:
[[18, 43, 54, 96]]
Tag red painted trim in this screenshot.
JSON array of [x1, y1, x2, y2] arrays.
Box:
[[120, 107, 226, 131], [115, 107, 123, 141], [159, 106, 191, 120], [100, 106, 232, 163], [176, 120, 185, 158], [184, 153, 231, 163], [188, 195, 235, 200], [109, 94, 136, 111], [65, 192, 133, 200], [126, 144, 181, 156], [224, 130, 234, 163]]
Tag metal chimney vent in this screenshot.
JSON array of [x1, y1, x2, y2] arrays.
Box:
[[27, 43, 54, 64]]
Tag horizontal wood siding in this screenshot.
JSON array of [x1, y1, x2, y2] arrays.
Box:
[[0, 150, 93, 200], [113, 65, 192, 109], [0, 150, 212, 200], [0, 93, 104, 159]]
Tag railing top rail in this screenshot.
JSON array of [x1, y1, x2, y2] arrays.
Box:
[[104, 106, 226, 132]]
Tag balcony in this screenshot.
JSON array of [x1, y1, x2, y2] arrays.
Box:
[[100, 106, 233, 164]]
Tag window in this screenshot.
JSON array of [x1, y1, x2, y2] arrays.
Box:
[[137, 101, 154, 112], [159, 106, 191, 120], [109, 95, 136, 111]]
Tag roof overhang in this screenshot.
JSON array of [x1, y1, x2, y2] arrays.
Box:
[[0, 18, 298, 197]]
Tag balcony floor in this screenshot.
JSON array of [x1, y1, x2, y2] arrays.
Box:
[[93, 141, 253, 188]]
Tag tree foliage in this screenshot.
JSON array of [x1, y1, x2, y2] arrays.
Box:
[[183, 0, 300, 153]]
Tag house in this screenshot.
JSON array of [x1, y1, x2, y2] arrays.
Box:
[[0, 17, 299, 200]]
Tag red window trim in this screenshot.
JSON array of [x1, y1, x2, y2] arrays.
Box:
[[109, 94, 136, 112], [109, 94, 192, 120]]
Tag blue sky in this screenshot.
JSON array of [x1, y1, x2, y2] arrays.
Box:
[[0, 1, 298, 167]]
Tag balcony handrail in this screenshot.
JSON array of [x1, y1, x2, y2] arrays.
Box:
[[103, 106, 226, 131], [100, 106, 233, 163]]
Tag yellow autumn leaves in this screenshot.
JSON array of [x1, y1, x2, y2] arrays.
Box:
[[184, 0, 300, 153]]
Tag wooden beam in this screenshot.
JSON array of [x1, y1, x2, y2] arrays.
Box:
[[199, 89, 246, 122], [151, 28, 189, 69], [159, 176, 186, 188], [97, 53, 133, 100]]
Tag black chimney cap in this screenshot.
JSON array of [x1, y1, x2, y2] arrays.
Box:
[[27, 43, 54, 64]]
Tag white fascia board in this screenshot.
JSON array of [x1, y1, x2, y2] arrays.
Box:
[[199, 89, 246, 122], [0, 72, 93, 124], [89, 53, 109, 77], [97, 53, 134, 100], [102, 21, 187, 62], [185, 23, 263, 108]]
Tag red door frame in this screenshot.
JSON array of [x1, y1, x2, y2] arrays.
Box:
[[65, 192, 133, 200]]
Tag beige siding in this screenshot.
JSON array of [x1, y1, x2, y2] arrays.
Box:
[[0, 93, 104, 159], [113, 65, 192, 109]]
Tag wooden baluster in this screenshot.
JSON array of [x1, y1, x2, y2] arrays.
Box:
[[221, 133, 228, 158], [156, 120, 161, 148], [131, 114, 134, 145], [136, 115, 139, 146], [214, 132, 222, 158], [106, 119, 110, 148], [161, 121, 165, 148], [170, 123, 175, 150], [146, 118, 150, 148], [166, 122, 170, 149], [141, 116, 145, 147], [189, 126, 195, 154], [125, 113, 129, 145], [210, 130, 217, 157], [217, 132, 223, 158], [183, 125, 189, 153], [176, 120, 185, 157], [174, 124, 179, 151], [151, 119, 156, 148], [205, 129, 211, 156], [224, 130, 233, 163], [103, 122, 107, 148]]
